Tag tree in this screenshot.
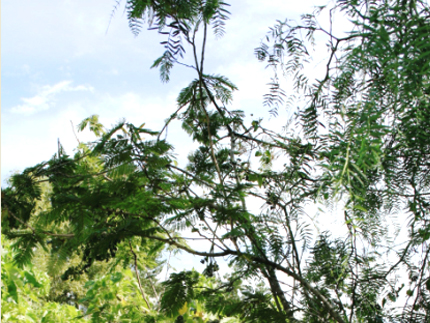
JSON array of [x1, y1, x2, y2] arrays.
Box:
[[1, 167, 167, 322], [2, 0, 430, 322]]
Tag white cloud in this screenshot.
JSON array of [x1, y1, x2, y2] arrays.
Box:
[[10, 80, 94, 116]]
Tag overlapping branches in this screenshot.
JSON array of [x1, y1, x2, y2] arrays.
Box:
[[2, 1, 430, 322]]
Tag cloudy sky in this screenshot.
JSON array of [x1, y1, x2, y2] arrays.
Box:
[[1, 0, 336, 185]]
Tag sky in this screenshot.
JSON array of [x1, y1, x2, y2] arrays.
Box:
[[1, 0, 334, 185], [2, 0, 338, 275]]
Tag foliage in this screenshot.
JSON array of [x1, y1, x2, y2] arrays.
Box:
[[2, 0, 430, 322], [1, 237, 87, 323]]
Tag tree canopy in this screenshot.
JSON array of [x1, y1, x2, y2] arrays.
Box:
[[2, 0, 430, 322]]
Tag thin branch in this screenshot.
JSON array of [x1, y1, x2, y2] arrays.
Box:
[[70, 120, 81, 145], [3, 204, 74, 238], [168, 164, 215, 189], [157, 103, 188, 141], [129, 240, 151, 309]]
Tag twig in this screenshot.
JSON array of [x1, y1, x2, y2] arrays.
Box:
[[129, 240, 151, 309], [157, 104, 188, 141], [70, 120, 81, 145], [3, 204, 74, 238]]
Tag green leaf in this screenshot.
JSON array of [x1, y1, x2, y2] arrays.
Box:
[[252, 120, 259, 131], [257, 175, 263, 188], [24, 271, 42, 288], [7, 279, 19, 303]]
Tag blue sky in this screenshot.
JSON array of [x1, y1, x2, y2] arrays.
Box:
[[2, 0, 330, 185]]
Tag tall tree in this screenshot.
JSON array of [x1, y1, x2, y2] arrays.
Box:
[[2, 0, 429, 322]]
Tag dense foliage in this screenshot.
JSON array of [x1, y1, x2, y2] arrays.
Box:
[[2, 0, 430, 322]]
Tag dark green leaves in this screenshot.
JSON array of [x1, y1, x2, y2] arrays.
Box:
[[160, 270, 200, 316]]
